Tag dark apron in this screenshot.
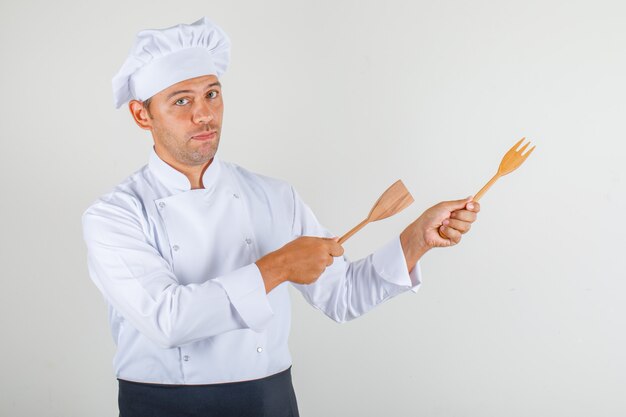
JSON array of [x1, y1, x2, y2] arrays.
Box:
[[118, 367, 299, 417]]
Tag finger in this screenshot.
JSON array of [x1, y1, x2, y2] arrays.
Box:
[[328, 242, 345, 258], [465, 200, 480, 213], [437, 225, 454, 246], [449, 210, 477, 223], [321, 237, 344, 257], [325, 254, 335, 266], [440, 224, 462, 244], [444, 218, 472, 234]]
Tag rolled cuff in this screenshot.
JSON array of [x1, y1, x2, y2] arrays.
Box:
[[214, 264, 274, 332], [372, 236, 422, 292]]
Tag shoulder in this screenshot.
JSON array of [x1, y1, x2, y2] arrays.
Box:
[[82, 166, 152, 231], [221, 160, 296, 201]]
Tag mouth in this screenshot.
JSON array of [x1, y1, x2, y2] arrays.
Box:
[[191, 131, 217, 141]]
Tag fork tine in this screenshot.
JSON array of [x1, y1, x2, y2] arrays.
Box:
[[518, 141, 530, 154], [511, 137, 525, 151], [522, 145, 536, 160]]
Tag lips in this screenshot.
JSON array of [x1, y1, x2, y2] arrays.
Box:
[[191, 131, 217, 141]]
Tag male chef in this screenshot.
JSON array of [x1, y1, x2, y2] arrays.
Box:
[[82, 17, 480, 417]]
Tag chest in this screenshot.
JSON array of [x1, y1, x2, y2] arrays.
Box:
[[150, 180, 292, 284]]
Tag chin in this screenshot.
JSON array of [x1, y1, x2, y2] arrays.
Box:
[[187, 149, 217, 165]]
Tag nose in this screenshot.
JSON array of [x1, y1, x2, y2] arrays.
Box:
[[192, 100, 214, 125]]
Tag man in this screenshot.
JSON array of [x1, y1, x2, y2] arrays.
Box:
[[83, 17, 480, 417]]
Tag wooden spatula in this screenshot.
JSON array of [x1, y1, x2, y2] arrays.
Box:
[[338, 180, 414, 245]]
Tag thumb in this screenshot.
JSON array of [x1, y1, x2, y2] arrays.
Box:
[[326, 236, 344, 257], [442, 195, 473, 211]]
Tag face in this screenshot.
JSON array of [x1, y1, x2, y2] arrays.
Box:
[[131, 74, 224, 169]]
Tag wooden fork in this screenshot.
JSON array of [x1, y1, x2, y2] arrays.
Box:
[[438, 138, 534, 239], [473, 137, 535, 202]]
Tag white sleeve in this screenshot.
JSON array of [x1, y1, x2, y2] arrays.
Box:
[[82, 198, 274, 349], [289, 187, 422, 323]]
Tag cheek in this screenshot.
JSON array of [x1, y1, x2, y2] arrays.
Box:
[[160, 111, 193, 130], [154, 119, 185, 142], [213, 105, 224, 123]]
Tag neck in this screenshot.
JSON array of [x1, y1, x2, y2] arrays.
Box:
[[154, 146, 213, 189], [187, 163, 210, 189], [184, 159, 213, 189]]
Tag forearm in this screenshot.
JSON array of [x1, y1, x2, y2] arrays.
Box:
[[295, 236, 420, 323], [84, 204, 275, 349], [255, 255, 286, 293], [400, 219, 430, 273], [89, 259, 273, 349]]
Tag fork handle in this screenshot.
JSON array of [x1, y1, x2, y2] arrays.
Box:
[[474, 174, 500, 202]]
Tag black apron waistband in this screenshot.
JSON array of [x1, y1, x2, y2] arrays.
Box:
[[118, 367, 299, 417]]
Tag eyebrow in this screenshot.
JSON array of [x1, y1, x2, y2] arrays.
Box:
[[165, 81, 222, 100]]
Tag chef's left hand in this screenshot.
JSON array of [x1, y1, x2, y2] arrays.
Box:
[[400, 197, 480, 270], [435, 198, 481, 246]]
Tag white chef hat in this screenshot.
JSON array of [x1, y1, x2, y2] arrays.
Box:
[[112, 17, 231, 109]]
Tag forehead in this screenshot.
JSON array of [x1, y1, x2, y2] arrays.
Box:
[[155, 74, 221, 99]]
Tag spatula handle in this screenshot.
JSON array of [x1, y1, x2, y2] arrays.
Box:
[[338, 218, 369, 245]]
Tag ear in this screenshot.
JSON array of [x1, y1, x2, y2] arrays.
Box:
[[128, 100, 152, 130]]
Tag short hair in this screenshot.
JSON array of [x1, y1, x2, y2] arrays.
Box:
[[142, 97, 153, 118]]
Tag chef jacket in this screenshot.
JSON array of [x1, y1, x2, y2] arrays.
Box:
[[82, 149, 422, 385]]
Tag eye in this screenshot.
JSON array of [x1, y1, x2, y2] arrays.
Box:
[[207, 90, 219, 99], [174, 98, 189, 106]]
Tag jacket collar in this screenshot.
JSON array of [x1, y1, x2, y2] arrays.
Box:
[[148, 147, 222, 193]]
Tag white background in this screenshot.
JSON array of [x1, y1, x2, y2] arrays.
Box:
[[1, 0, 625, 416]]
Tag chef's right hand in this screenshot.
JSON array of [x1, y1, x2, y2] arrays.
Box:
[[256, 236, 344, 293]]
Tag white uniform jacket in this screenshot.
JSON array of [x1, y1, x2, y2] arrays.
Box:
[[82, 149, 421, 384]]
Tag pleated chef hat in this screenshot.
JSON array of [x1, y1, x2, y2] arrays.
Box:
[[112, 17, 231, 109]]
